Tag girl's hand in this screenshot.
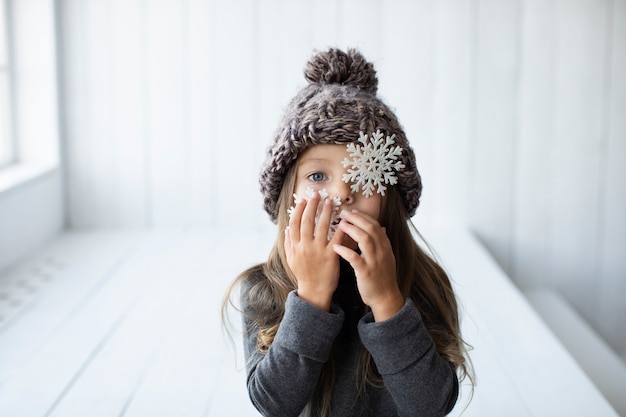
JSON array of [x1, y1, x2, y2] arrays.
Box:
[[333, 210, 404, 322], [284, 192, 344, 311]]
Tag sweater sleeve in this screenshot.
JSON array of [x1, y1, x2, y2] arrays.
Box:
[[242, 289, 345, 417], [358, 298, 459, 417]]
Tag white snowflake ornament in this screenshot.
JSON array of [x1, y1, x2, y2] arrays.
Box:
[[341, 130, 405, 197], [288, 188, 343, 241]]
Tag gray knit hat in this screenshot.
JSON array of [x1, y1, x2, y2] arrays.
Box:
[[260, 48, 422, 223]]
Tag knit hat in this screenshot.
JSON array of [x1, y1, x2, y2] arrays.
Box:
[[260, 48, 422, 223]]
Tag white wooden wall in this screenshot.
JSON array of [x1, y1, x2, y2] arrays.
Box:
[[58, 0, 626, 356]]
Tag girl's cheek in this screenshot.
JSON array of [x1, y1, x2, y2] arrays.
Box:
[[295, 184, 322, 198]]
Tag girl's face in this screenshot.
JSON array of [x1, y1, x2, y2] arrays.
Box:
[[294, 144, 381, 223]]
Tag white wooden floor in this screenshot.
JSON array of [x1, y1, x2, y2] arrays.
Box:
[[0, 230, 266, 417], [0, 227, 619, 416]]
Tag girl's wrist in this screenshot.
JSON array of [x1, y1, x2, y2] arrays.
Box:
[[369, 291, 404, 322], [296, 286, 333, 312]]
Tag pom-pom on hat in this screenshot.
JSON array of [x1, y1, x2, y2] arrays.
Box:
[[260, 48, 422, 223]]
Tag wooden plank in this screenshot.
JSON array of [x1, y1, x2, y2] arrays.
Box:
[[61, 0, 95, 228], [426, 0, 474, 226], [144, 0, 187, 228], [213, 0, 258, 230], [186, 0, 216, 228], [10, 0, 59, 165], [60, 0, 118, 227], [83, 0, 117, 227], [254, 0, 290, 234], [252, 0, 314, 232], [597, 0, 626, 356], [255, 0, 283, 141], [110, 0, 148, 227], [380, 0, 434, 222], [469, 0, 520, 273], [550, 0, 607, 320], [512, 0, 556, 288]]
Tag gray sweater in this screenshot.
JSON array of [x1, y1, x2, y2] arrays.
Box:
[[241, 263, 459, 416]]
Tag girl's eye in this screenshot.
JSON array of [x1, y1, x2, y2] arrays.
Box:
[[308, 172, 326, 182]]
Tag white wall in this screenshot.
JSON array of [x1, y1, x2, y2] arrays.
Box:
[[57, 0, 626, 356]]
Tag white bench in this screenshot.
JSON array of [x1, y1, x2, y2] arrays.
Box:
[[420, 225, 620, 416], [525, 289, 626, 416]]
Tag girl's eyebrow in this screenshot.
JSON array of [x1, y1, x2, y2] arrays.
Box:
[[298, 158, 333, 166]]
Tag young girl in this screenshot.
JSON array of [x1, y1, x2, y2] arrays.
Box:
[[224, 48, 472, 417]]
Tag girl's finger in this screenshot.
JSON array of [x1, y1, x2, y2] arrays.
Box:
[[340, 209, 380, 231], [338, 210, 386, 255], [337, 218, 377, 254], [315, 198, 333, 240], [288, 198, 306, 242], [333, 242, 364, 268], [300, 192, 320, 239]]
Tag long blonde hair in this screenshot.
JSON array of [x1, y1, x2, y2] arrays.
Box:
[[222, 165, 474, 416]]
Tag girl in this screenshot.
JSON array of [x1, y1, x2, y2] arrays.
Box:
[[223, 48, 472, 417]]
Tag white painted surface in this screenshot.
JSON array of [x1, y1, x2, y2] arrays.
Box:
[[597, 0, 626, 360], [10, 0, 60, 166], [525, 289, 626, 416], [423, 225, 618, 417], [0, 168, 63, 273]]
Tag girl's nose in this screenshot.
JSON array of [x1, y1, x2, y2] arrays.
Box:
[[334, 181, 354, 205]]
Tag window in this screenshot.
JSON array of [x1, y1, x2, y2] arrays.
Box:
[[0, 1, 12, 168]]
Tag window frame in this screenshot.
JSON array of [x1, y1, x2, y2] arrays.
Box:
[[0, 0, 15, 169]]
